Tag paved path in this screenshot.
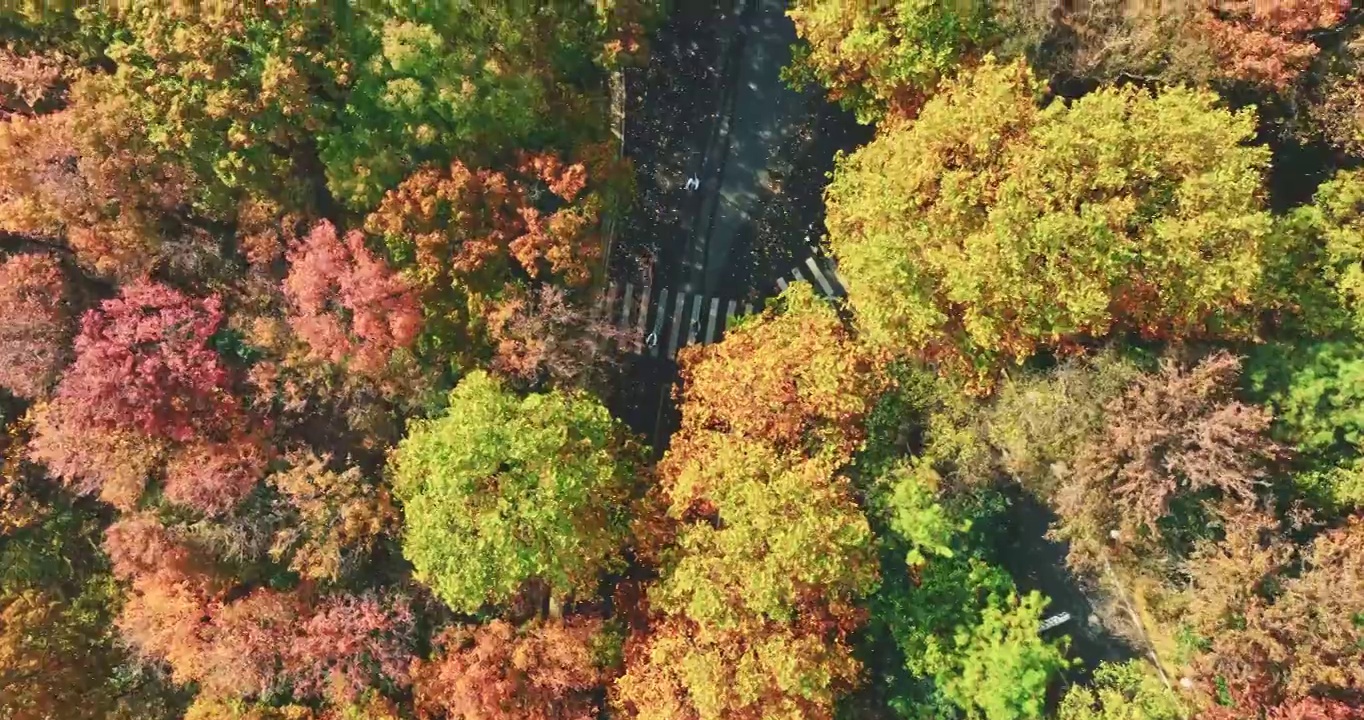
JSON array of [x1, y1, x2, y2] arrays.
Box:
[[685, 0, 809, 298]]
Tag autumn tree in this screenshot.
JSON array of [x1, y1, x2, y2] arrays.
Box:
[[982, 351, 1143, 497], [0, 252, 73, 399], [487, 284, 638, 392], [825, 58, 1273, 386], [1199, 0, 1350, 90], [0, 45, 72, 116], [615, 284, 883, 720], [25, 398, 165, 510], [268, 451, 398, 584], [0, 70, 197, 279], [85, 1, 353, 213], [653, 434, 876, 630], [1184, 515, 1364, 708], [1000, 0, 1348, 91], [51, 281, 238, 442], [1053, 352, 1278, 573], [785, 0, 998, 123], [391, 370, 639, 613], [283, 220, 423, 382], [412, 617, 608, 720], [669, 283, 883, 463], [284, 592, 415, 703], [363, 154, 606, 372], [320, 3, 636, 210], [613, 614, 861, 720]]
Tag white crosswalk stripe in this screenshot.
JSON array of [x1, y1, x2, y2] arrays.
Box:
[[705, 297, 720, 344], [804, 256, 836, 296], [595, 280, 791, 357], [649, 288, 668, 358], [687, 294, 704, 347], [666, 290, 687, 359], [774, 255, 846, 299]]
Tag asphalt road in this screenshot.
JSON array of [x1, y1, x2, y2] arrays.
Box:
[[684, 0, 808, 298]]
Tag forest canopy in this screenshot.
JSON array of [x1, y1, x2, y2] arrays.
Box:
[[2, 2, 1364, 720]]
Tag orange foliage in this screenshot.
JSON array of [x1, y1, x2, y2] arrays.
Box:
[[0, 72, 196, 279], [0, 46, 71, 116], [1201, 0, 1350, 89], [26, 398, 165, 510], [412, 618, 606, 720], [364, 153, 602, 301], [0, 252, 73, 399], [668, 285, 882, 465]]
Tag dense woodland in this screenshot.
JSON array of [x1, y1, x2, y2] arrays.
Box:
[[0, 1, 1362, 720]]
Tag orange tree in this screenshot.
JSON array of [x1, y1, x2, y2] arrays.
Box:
[[615, 284, 884, 720]]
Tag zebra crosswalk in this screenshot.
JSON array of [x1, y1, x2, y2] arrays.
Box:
[[771, 253, 845, 298], [596, 254, 845, 359]]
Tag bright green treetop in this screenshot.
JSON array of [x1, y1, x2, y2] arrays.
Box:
[[1057, 661, 1187, 720], [931, 590, 1069, 720], [825, 57, 1272, 387], [390, 370, 638, 612]]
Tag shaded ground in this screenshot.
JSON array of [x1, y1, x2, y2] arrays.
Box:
[[997, 490, 1142, 671]]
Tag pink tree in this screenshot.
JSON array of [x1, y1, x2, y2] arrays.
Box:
[[283, 221, 422, 378], [54, 281, 239, 442], [284, 592, 415, 702]]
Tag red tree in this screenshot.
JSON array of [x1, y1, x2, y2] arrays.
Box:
[[283, 220, 422, 378], [163, 434, 273, 516], [285, 592, 415, 702], [0, 253, 73, 398], [54, 281, 239, 442]]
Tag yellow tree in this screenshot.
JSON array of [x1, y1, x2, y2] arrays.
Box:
[[825, 58, 1273, 388]]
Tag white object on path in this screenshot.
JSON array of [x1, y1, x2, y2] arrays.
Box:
[[1039, 612, 1072, 632], [684, 176, 700, 191]]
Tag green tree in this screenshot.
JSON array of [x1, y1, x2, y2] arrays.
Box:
[[825, 58, 1273, 387], [391, 370, 639, 612], [1245, 338, 1364, 510], [1056, 661, 1187, 720], [1296, 169, 1364, 334], [654, 433, 877, 630], [933, 591, 1069, 720], [785, 0, 997, 123]]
